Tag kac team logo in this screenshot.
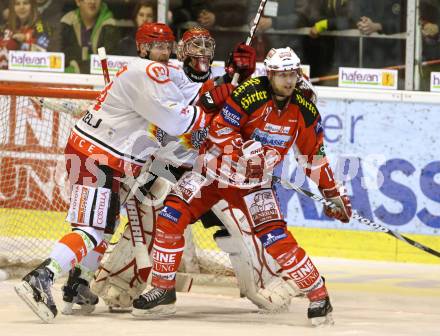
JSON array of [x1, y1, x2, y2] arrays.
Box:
[[146, 62, 170, 83]]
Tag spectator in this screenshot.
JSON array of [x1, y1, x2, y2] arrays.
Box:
[[247, 0, 311, 60], [171, 0, 248, 60], [60, 0, 120, 73], [303, 0, 357, 81], [1, 0, 8, 25], [173, 0, 248, 60], [354, 1, 406, 69], [249, 1, 358, 81], [0, 0, 52, 68], [419, 0, 440, 90], [35, 0, 63, 51], [308, 0, 356, 38], [117, 0, 156, 56]]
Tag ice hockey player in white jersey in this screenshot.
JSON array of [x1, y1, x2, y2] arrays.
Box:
[[13, 22, 222, 323]]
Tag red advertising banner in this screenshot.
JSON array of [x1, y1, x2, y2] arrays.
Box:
[[0, 95, 76, 211]]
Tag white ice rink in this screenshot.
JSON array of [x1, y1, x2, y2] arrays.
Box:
[[1, 257, 439, 336]]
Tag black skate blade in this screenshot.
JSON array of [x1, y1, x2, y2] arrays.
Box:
[[109, 306, 132, 313], [310, 312, 335, 327], [15, 281, 55, 323], [131, 304, 176, 319]]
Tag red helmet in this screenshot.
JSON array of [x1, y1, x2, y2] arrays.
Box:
[[136, 22, 175, 45], [177, 26, 215, 62], [181, 26, 212, 44]]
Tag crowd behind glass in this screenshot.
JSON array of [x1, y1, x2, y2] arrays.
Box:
[[0, 0, 439, 90]]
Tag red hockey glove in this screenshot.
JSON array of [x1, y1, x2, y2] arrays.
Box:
[[319, 184, 352, 223], [225, 43, 256, 84], [198, 83, 234, 113]]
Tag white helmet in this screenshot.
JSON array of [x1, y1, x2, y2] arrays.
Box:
[[264, 47, 301, 72]]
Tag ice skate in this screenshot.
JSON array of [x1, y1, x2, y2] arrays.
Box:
[[131, 287, 176, 318], [61, 266, 99, 315], [14, 259, 57, 323], [308, 296, 334, 327]]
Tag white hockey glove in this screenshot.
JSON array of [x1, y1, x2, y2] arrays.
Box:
[[319, 183, 352, 223]]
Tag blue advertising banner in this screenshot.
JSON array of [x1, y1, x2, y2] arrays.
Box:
[[276, 98, 440, 235]]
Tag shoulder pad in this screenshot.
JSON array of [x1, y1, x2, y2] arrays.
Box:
[[292, 89, 319, 127], [231, 76, 270, 115]]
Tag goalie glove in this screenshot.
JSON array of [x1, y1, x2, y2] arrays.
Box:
[[198, 83, 234, 113], [319, 183, 352, 223], [225, 43, 257, 84]]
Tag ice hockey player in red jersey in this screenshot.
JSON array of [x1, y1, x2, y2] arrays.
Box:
[[13, 22, 222, 323], [132, 47, 352, 326]]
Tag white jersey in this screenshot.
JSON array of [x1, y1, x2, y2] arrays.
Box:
[[67, 58, 205, 175], [151, 62, 209, 168]]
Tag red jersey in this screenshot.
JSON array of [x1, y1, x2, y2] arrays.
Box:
[[203, 76, 336, 190]]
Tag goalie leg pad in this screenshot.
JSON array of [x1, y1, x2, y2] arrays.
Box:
[[211, 202, 297, 312], [91, 221, 151, 309], [91, 175, 177, 309]]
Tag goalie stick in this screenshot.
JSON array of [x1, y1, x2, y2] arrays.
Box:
[[273, 176, 440, 258], [231, 0, 268, 86]]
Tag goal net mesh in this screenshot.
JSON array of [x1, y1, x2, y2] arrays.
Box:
[[0, 84, 232, 276]]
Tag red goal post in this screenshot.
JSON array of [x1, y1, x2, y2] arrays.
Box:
[[0, 79, 231, 277]]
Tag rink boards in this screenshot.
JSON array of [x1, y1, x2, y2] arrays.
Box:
[[1, 208, 439, 265]]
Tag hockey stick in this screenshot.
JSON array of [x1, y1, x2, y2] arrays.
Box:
[[273, 176, 440, 258], [97, 47, 152, 281], [98, 47, 111, 84], [231, 0, 268, 86]]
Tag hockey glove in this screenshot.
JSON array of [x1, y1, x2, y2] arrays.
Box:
[[198, 83, 234, 113], [319, 184, 352, 223], [225, 43, 256, 84]]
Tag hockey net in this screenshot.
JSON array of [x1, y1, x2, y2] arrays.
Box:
[[0, 82, 232, 277]]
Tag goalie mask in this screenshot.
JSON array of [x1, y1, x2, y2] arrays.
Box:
[[136, 22, 176, 61], [177, 26, 215, 82]]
